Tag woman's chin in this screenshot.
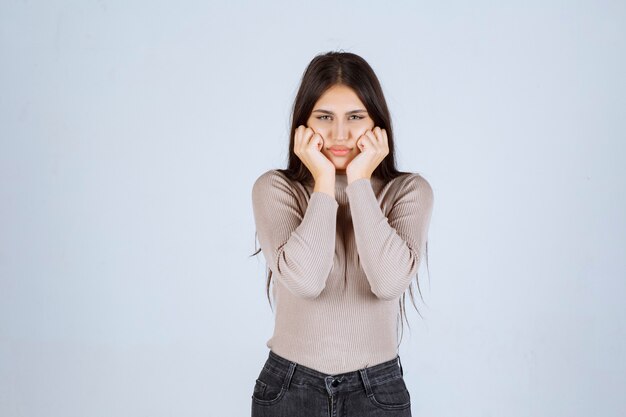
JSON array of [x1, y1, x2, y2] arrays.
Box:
[[330, 155, 353, 167], [332, 161, 349, 171]]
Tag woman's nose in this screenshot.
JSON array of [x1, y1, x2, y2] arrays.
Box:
[[332, 121, 349, 141]]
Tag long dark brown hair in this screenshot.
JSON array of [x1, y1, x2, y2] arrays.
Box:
[[250, 51, 430, 347]]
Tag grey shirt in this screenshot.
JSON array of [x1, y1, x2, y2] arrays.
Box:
[[252, 169, 434, 374]]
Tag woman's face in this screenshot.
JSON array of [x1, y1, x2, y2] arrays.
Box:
[[306, 84, 375, 173]]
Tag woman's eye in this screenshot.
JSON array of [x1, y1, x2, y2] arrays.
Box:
[[316, 115, 365, 121]]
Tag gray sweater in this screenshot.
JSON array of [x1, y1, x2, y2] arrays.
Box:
[[252, 169, 434, 374]]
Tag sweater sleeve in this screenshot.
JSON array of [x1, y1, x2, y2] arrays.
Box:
[[252, 170, 339, 299], [345, 174, 434, 300]]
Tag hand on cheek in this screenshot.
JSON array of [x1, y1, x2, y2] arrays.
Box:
[[346, 126, 389, 181], [294, 125, 336, 180]]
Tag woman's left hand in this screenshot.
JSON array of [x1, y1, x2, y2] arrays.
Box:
[[346, 126, 389, 181]]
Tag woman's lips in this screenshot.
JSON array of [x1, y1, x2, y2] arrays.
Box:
[[329, 149, 350, 156]]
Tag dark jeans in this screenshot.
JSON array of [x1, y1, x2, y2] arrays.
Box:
[[251, 350, 412, 416]]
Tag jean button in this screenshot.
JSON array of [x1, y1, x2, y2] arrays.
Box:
[[331, 379, 339, 387]]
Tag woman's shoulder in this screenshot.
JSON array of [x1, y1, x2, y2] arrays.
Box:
[[253, 168, 295, 185], [252, 169, 299, 197], [388, 171, 434, 201]]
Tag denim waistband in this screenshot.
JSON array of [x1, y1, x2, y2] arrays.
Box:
[[262, 350, 405, 396]]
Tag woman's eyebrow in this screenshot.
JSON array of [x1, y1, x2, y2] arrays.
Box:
[[312, 109, 367, 115]]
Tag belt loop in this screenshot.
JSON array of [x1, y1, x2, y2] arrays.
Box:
[[397, 354, 404, 376], [283, 361, 296, 390], [358, 368, 374, 397]]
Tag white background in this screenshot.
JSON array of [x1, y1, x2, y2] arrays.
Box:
[[1, 1, 624, 416]]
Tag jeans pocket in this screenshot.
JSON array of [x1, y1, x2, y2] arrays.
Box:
[[251, 367, 288, 406], [252, 379, 267, 398], [368, 375, 411, 410]]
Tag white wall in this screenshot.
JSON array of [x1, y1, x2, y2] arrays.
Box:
[[1, 1, 624, 416]]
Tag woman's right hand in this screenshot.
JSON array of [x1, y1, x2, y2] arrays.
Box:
[[294, 125, 335, 181]]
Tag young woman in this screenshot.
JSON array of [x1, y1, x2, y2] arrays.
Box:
[[250, 51, 434, 417]]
